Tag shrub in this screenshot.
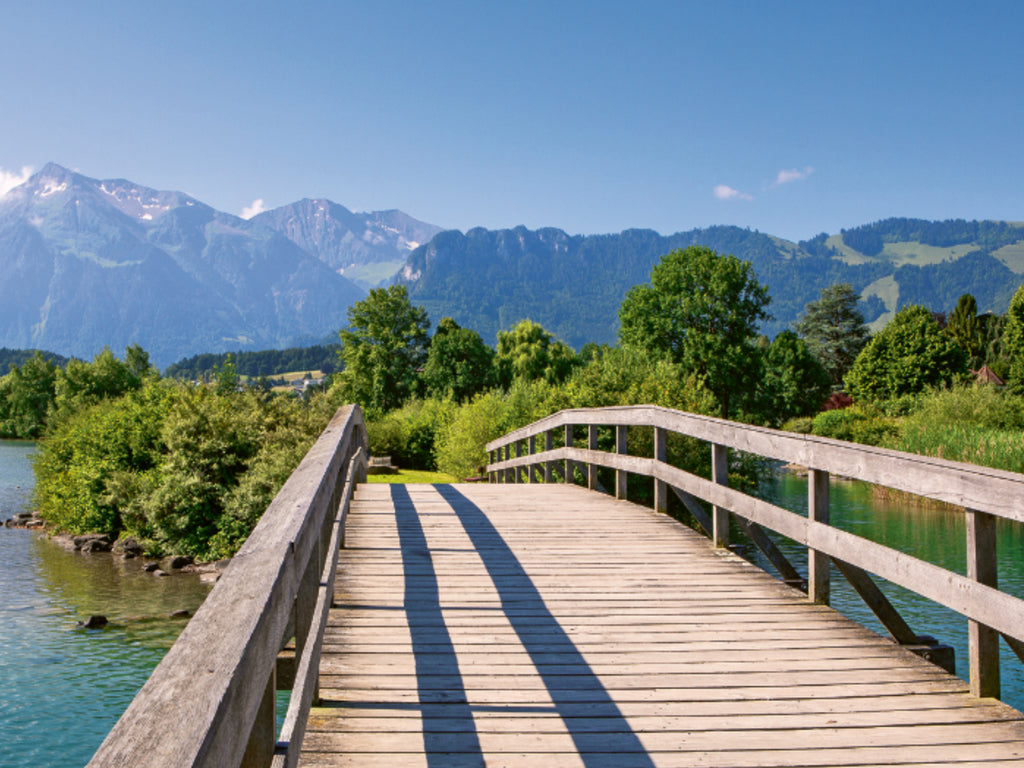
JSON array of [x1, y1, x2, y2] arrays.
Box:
[[811, 406, 899, 446]]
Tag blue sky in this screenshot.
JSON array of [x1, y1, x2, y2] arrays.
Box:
[[1, 1, 1021, 241]]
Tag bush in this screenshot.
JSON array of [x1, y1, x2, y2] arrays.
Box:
[[435, 391, 512, 480], [885, 385, 1024, 472], [366, 398, 458, 470], [781, 417, 814, 434], [811, 406, 899, 446], [35, 380, 334, 560]]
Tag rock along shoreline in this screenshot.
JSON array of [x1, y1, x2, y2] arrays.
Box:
[[3, 510, 229, 584]]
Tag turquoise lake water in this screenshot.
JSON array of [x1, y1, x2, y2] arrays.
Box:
[[0, 441, 211, 768], [1, 443, 1023, 766]]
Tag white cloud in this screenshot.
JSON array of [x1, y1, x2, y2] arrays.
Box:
[[713, 184, 753, 202], [0, 165, 33, 197], [773, 166, 814, 186], [241, 198, 267, 219]]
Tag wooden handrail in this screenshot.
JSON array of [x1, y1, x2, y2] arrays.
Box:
[[88, 404, 368, 768], [486, 405, 1024, 700]]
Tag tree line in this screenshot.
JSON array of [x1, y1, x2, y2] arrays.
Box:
[[8, 243, 1024, 558], [162, 345, 340, 380]]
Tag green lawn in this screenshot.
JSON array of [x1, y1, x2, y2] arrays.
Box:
[[365, 469, 461, 484]]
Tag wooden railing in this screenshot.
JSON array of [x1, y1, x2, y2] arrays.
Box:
[[88, 404, 368, 768], [486, 405, 1024, 701]]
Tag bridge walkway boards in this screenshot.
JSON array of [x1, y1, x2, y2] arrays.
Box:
[[299, 483, 1024, 767]]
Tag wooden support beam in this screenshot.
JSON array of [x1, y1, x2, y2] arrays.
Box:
[[733, 517, 805, 590], [564, 424, 574, 485], [544, 430, 554, 483], [528, 435, 537, 484], [1002, 632, 1024, 665], [654, 427, 667, 513], [808, 468, 830, 605], [588, 425, 599, 491], [967, 509, 1000, 698], [711, 443, 729, 549], [670, 485, 713, 538], [240, 668, 276, 768], [832, 557, 918, 645], [615, 425, 627, 499]]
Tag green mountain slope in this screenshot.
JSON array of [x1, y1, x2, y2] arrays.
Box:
[[396, 218, 1024, 346]]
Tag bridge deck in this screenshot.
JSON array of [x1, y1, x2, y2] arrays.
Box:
[[299, 483, 1024, 767]]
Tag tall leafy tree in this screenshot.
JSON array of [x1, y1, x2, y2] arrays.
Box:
[[760, 331, 832, 424], [793, 283, 870, 387], [336, 285, 430, 414], [494, 319, 578, 388], [618, 245, 770, 417], [845, 304, 969, 402], [1003, 285, 1024, 393], [0, 352, 58, 438], [423, 317, 495, 402], [946, 293, 984, 368]]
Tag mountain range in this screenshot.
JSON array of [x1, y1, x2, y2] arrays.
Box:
[[397, 220, 1024, 347], [0, 164, 433, 367], [1, 163, 1022, 368]]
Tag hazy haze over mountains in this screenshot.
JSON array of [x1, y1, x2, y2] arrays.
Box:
[[1, 163, 1022, 368], [0, 164, 430, 367]]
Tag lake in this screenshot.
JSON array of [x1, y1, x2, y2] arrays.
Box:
[[0, 441, 212, 768]]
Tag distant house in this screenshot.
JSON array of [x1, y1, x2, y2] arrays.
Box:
[[972, 365, 1005, 387]]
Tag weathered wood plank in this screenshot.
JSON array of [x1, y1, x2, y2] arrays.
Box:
[[299, 483, 1024, 768]]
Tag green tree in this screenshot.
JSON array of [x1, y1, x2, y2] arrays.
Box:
[[793, 283, 870, 387], [422, 317, 495, 402], [213, 353, 240, 396], [0, 352, 58, 438], [760, 331, 832, 425], [946, 293, 984, 368], [845, 304, 969, 402], [494, 319, 578, 388], [618, 245, 770, 417], [1004, 285, 1024, 393], [52, 347, 144, 421], [336, 285, 430, 414]]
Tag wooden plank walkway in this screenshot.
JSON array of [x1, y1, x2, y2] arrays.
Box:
[[299, 483, 1024, 767]]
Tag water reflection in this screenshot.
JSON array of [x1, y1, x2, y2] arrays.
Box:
[[757, 468, 1024, 711]]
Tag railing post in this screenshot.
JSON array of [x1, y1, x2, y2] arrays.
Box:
[[615, 425, 627, 500], [711, 443, 729, 548], [515, 440, 523, 483], [808, 468, 830, 605], [564, 425, 574, 484], [654, 427, 667, 513], [544, 430, 554, 483], [240, 668, 276, 768], [588, 424, 598, 491], [528, 435, 537, 483], [489, 449, 496, 483], [967, 508, 1000, 698]]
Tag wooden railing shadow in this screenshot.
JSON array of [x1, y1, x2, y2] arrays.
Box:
[[486, 404, 1024, 702], [88, 404, 368, 768]]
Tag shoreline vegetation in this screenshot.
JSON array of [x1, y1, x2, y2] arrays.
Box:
[[1, 247, 1022, 559]]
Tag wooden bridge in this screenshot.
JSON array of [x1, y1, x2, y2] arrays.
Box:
[[88, 405, 1024, 767]]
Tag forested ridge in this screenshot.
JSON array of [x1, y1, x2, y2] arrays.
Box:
[[399, 218, 1024, 345], [163, 345, 340, 380]]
